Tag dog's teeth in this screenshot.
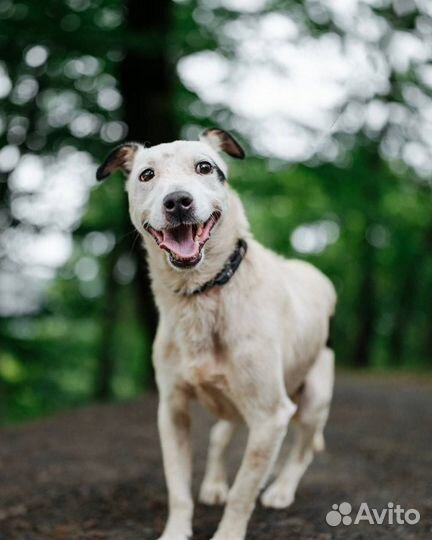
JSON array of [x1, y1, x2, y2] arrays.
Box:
[[196, 224, 203, 238]]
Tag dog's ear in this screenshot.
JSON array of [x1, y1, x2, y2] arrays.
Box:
[[199, 128, 245, 160], [96, 142, 140, 181]]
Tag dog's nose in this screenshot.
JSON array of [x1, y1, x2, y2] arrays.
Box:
[[163, 191, 194, 214]]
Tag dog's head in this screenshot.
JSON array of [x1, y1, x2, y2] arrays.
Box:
[[96, 128, 245, 269]]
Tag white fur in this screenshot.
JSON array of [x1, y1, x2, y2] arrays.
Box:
[[121, 137, 336, 540]]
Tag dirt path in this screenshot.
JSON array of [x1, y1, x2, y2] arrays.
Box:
[[1, 373, 431, 540]]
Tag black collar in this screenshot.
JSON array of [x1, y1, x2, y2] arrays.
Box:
[[185, 239, 248, 296]]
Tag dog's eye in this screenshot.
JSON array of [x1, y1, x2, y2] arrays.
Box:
[[139, 168, 155, 182], [196, 161, 213, 175]]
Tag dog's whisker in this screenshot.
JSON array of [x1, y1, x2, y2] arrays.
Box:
[[129, 230, 141, 255], [117, 228, 139, 243]]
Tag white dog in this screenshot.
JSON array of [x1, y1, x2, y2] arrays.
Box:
[[97, 128, 336, 540]]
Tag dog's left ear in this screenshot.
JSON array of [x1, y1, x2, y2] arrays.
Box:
[[96, 142, 140, 181], [199, 128, 245, 160]]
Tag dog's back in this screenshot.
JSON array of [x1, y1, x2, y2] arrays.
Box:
[[283, 258, 336, 384], [283, 258, 336, 318]]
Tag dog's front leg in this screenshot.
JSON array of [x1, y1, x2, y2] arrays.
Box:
[[157, 389, 193, 540], [210, 403, 296, 540]]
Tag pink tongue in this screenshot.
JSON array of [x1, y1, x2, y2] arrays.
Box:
[[161, 225, 198, 259]]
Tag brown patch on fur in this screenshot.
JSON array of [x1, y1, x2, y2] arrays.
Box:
[[248, 446, 273, 468], [188, 333, 227, 386], [163, 341, 176, 360], [197, 384, 240, 421], [212, 332, 226, 363], [192, 365, 209, 386], [173, 409, 191, 432], [178, 381, 196, 399]]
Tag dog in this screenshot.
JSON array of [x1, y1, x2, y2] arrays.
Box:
[[97, 128, 336, 540]]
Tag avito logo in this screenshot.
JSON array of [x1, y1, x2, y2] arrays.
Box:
[[326, 501, 420, 527]]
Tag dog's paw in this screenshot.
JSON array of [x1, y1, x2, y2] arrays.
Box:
[[261, 484, 295, 509], [199, 480, 229, 505]]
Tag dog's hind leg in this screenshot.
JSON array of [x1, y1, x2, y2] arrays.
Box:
[[261, 347, 334, 509], [199, 420, 235, 505]]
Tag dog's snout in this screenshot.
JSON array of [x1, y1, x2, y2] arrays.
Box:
[[163, 191, 194, 214]]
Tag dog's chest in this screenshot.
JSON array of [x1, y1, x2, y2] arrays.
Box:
[[181, 330, 226, 385], [181, 338, 238, 420], [176, 295, 226, 366], [176, 297, 239, 419]]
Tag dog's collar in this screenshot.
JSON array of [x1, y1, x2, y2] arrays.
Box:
[[184, 239, 248, 296]]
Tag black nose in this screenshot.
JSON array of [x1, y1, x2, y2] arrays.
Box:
[[163, 191, 194, 214]]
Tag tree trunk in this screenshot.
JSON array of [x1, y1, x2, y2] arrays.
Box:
[[94, 245, 121, 400], [353, 242, 376, 367], [422, 228, 432, 363], [388, 253, 419, 366], [352, 148, 381, 368], [120, 0, 176, 146]]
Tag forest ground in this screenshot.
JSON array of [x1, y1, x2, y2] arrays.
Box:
[[1, 372, 431, 540]]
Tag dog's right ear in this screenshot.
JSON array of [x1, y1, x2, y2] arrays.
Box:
[[96, 142, 140, 181], [199, 128, 245, 160]]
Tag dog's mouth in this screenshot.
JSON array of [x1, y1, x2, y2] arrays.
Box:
[[144, 212, 221, 268]]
